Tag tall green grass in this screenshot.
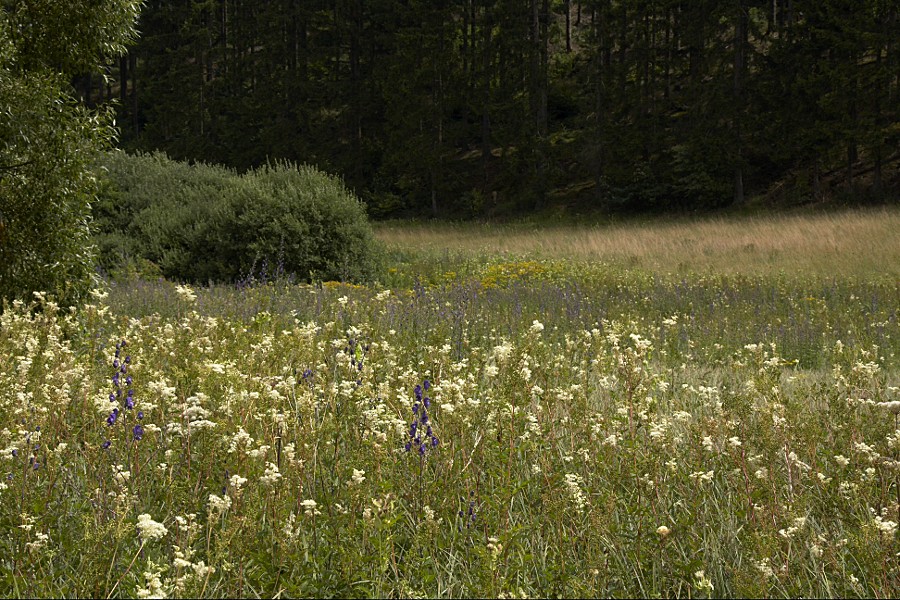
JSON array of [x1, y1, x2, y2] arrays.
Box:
[[1, 217, 898, 597]]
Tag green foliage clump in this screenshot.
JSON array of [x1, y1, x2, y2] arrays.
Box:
[[94, 151, 381, 283], [0, 3, 141, 307]]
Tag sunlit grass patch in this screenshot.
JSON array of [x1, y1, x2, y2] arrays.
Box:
[[375, 207, 900, 279]]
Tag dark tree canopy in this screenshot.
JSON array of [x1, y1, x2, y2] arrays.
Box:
[[89, 0, 898, 218]]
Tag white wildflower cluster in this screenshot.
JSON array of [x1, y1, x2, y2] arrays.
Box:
[[348, 468, 366, 486], [852, 360, 881, 378], [112, 464, 131, 486], [180, 394, 217, 432], [877, 401, 900, 414], [421, 504, 439, 523], [208, 493, 232, 515], [25, 529, 50, 553], [492, 340, 515, 364], [487, 536, 504, 559], [227, 428, 254, 454], [168, 514, 214, 593], [753, 557, 775, 580], [693, 570, 714, 593], [649, 418, 669, 442], [301, 499, 321, 516], [136, 561, 168, 599], [690, 470, 715, 483], [282, 512, 300, 540], [229, 474, 248, 495], [246, 444, 271, 459], [873, 514, 898, 538], [360, 398, 394, 446], [136, 514, 168, 542], [778, 516, 807, 539], [173, 546, 215, 592], [520, 412, 540, 442], [174, 284, 197, 303], [854, 441, 880, 462], [205, 362, 227, 375], [629, 333, 652, 353], [363, 494, 395, 520], [260, 462, 282, 486], [563, 473, 588, 512], [174, 514, 201, 541], [147, 378, 178, 402]]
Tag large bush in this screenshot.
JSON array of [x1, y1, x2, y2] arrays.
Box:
[[94, 151, 381, 283]]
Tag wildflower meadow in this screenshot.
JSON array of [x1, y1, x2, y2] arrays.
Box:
[[1, 230, 899, 597]]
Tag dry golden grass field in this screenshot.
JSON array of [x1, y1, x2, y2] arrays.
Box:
[[375, 207, 900, 279]]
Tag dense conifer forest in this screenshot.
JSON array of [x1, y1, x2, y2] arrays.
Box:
[[83, 1, 898, 217]]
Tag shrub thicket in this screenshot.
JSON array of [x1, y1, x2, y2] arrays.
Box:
[[0, 3, 140, 307], [94, 151, 380, 283]]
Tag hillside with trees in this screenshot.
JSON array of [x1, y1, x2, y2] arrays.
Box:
[[83, 0, 898, 218]]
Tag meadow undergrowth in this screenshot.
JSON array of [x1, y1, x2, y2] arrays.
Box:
[[1, 260, 898, 597]]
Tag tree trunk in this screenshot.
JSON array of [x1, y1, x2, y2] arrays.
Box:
[[481, 6, 492, 190], [119, 56, 128, 102], [130, 53, 138, 137], [732, 0, 746, 205]]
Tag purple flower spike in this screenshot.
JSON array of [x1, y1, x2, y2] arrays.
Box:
[[102, 441, 111, 449], [125, 356, 131, 364], [424, 397, 431, 409], [432, 437, 439, 448], [414, 385, 423, 402], [113, 359, 119, 369], [137, 411, 144, 420], [125, 376, 133, 386], [424, 380, 431, 390], [405, 442, 412, 452], [125, 397, 134, 410], [132, 425, 144, 441], [109, 393, 116, 403]]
